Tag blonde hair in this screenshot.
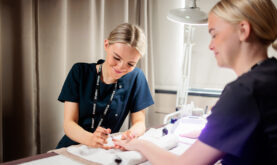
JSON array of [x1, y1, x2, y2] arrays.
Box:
[[107, 23, 146, 56], [211, 0, 277, 51]]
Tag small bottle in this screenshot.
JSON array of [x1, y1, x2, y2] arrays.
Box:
[[162, 128, 168, 136], [170, 118, 178, 124], [114, 156, 122, 165]]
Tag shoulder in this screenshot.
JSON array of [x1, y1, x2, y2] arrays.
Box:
[[130, 67, 143, 75], [233, 57, 277, 94], [213, 78, 258, 117], [122, 67, 145, 80], [221, 80, 252, 102], [70, 62, 96, 74], [71, 62, 95, 69]]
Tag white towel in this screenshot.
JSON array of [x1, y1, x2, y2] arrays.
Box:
[[67, 128, 178, 165]]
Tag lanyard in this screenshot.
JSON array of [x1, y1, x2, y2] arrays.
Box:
[[91, 64, 118, 129]]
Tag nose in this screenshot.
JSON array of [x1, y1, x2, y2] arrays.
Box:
[[209, 40, 214, 51], [117, 61, 127, 71]]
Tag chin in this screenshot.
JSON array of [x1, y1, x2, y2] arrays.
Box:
[[216, 61, 225, 68], [113, 75, 122, 80], [215, 59, 220, 66]]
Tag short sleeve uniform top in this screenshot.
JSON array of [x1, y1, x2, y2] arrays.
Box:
[[199, 57, 277, 165], [56, 60, 154, 148]]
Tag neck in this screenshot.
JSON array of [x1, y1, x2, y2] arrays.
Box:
[[100, 62, 117, 84], [232, 42, 268, 76]]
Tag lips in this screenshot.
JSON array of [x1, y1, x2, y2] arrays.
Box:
[[113, 67, 123, 74]]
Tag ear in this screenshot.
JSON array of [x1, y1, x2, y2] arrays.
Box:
[[238, 20, 251, 41], [104, 39, 109, 50]]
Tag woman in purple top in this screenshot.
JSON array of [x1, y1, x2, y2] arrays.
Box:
[[115, 0, 277, 164]]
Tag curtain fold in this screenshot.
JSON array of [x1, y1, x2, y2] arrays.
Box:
[[0, 0, 3, 162], [127, 0, 155, 128], [0, 0, 155, 162], [38, 0, 69, 154], [1, 0, 38, 161]]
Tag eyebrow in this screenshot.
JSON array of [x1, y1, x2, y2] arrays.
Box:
[[113, 52, 136, 64], [209, 28, 215, 34]]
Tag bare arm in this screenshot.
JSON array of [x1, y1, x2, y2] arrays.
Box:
[[129, 109, 146, 136], [63, 101, 111, 148], [116, 139, 224, 165], [121, 110, 146, 139]]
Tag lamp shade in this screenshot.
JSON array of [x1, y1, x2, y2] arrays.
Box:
[[167, 7, 208, 25]]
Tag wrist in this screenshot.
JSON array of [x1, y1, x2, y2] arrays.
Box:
[[83, 132, 94, 146], [134, 139, 145, 152], [129, 125, 145, 137]]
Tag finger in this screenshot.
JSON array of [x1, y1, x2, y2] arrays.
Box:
[[93, 142, 102, 148], [120, 146, 126, 151], [96, 126, 106, 133], [101, 145, 112, 150], [114, 145, 120, 149], [96, 127, 111, 138], [114, 140, 124, 147], [94, 130, 108, 139], [97, 143, 105, 148], [95, 135, 107, 145], [121, 133, 132, 140], [97, 127, 111, 134], [114, 144, 124, 150], [131, 133, 137, 139], [115, 145, 126, 151], [121, 134, 126, 140], [124, 130, 136, 140], [121, 131, 130, 140], [103, 128, 111, 134], [99, 132, 109, 139], [127, 133, 135, 139]]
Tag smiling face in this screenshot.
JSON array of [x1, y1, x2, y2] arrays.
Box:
[[103, 40, 141, 81], [208, 13, 241, 68]]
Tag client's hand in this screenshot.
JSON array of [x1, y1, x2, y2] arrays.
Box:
[[88, 126, 111, 149], [113, 130, 137, 150], [121, 130, 137, 140], [179, 130, 201, 139], [114, 138, 142, 151]]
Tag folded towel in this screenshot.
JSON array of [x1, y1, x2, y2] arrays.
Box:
[[67, 128, 178, 165]]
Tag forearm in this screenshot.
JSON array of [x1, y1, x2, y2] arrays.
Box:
[[136, 140, 182, 165], [64, 120, 92, 146], [129, 121, 146, 136]]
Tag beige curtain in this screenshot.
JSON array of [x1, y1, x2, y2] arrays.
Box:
[[0, 0, 154, 162], [0, 0, 3, 162]]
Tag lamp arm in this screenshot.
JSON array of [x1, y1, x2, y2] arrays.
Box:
[[185, 0, 197, 8]]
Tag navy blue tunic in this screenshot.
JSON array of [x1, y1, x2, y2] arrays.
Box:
[[199, 57, 277, 165], [56, 60, 154, 148]]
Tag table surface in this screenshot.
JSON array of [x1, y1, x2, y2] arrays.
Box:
[[1, 122, 201, 165], [1, 152, 58, 165]]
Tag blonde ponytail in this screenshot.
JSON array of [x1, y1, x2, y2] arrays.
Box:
[[273, 40, 277, 51]]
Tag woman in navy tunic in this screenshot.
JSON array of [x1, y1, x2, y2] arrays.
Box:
[[115, 0, 277, 164], [56, 23, 154, 149]]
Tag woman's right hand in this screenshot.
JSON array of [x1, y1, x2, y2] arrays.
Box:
[[87, 126, 111, 149], [114, 138, 142, 151]]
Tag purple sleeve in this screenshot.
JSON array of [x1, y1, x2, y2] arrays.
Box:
[[198, 82, 260, 157]]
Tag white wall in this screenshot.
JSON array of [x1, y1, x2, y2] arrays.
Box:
[[148, 0, 277, 127], [152, 0, 184, 90], [153, 0, 277, 91]]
